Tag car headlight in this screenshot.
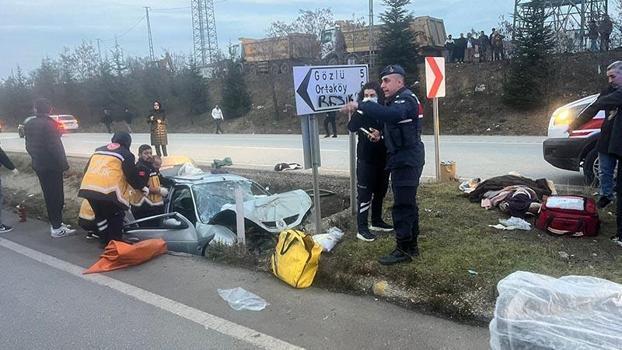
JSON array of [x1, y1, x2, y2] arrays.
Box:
[[552, 107, 574, 126]]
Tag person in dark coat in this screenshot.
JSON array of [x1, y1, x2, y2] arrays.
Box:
[[347, 82, 392, 242], [0, 146, 18, 233], [324, 111, 337, 138], [587, 19, 599, 52], [569, 83, 622, 207], [25, 98, 76, 238], [478, 31, 490, 62], [599, 15, 613, 52], [147, 100, 168, 156], [454, 33, 467, 63], [445, 35, 456, 63], [102, 108, 112, 133], [570, 61, 622, 247]]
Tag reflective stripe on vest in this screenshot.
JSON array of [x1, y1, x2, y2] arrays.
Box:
[[80, 151, 132, 207]]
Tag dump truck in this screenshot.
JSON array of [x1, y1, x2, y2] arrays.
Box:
[[239, 33, 319, 75], [321, 16, 447, 64]]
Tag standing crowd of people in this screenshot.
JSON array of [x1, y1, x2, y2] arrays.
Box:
[[445, 28, 506, 63], [587, 15, 613, 52]]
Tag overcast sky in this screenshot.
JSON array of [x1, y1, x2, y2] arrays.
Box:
[[0, 0, 514, 79]]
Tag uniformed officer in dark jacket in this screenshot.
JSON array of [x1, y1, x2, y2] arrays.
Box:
[[347, 82, 392, 242], [343, 65, 425, 265]]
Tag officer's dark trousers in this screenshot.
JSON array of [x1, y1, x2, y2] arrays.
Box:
[[88, 199, 125, 245], [357, 160, 389, 230], [35, 170, 64, 229], [390, 164, 424, 249]]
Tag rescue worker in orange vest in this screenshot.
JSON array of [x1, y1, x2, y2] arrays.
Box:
[[78, 132, 147, 245], [130, 145, 169, 226]]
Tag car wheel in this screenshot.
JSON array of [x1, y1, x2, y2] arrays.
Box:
[[583, 148, 599, 187]]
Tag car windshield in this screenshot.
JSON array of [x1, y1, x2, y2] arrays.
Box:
[[192, 180, 268, 223], [59, 115, 75, 121]]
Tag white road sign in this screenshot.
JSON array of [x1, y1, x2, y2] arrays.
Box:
[[293, 65, 368, 116]]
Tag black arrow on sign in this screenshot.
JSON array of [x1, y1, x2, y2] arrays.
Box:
[[296, 69, 315, 112]]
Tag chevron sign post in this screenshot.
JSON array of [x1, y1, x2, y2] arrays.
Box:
[[425, 57, 446, 181]]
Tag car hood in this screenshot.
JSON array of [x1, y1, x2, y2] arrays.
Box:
[[209, 189, 312, 233]]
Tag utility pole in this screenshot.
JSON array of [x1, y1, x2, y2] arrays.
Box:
[[191, 0, 219, 67], [145, 6, 155, 61], [369, 0, 374, 72]]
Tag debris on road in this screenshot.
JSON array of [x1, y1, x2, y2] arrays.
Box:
[[312, 227, 344, 253], [217, 287, 268, 311], [274, 162, 303, 171]]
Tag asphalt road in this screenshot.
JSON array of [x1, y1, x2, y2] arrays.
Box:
[[0, 212, 489, 349], [0, 132, 585, 185]]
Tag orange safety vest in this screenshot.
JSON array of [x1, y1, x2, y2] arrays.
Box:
[[80, 150, 132, 208], [130, 171, 163, 207]]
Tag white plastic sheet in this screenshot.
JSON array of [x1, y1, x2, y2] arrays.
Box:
[[217, 287, 269, 311], [489, 271, 622, 350]]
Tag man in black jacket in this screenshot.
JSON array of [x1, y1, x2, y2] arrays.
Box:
[[347, 82, 392, 242], [569, 61, 622, 209], [25, 98, 76, 238], [569, 61, 622, 246], [0, 146, 19, 233]]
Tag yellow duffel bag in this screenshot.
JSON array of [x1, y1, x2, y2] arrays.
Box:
[[271, 229, 322, 288]]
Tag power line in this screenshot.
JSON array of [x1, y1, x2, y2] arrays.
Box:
[[151, 6, 191, 12]]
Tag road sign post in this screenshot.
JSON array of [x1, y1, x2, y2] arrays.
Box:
[[348, 111, 357, 217], [293, 64, 368, 224], [425, 57, 446, 182]]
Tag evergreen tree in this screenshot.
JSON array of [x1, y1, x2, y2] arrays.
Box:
[[502, 0, 555, 108], [221, 60, 251, 119], [377, 0, 418, 78]]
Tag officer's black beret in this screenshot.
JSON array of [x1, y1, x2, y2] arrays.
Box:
[[380, 64, 406, 78]]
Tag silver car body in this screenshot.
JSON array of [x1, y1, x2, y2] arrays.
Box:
[[123, 172, 312, 255]]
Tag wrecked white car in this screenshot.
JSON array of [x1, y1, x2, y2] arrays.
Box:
[[124, 171, 313, 255]]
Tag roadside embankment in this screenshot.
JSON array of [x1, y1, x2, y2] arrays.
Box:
[[4, 151, 620, 324]]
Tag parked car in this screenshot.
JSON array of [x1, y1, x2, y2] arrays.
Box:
[[18, 115, 68, 138], [50, 114, 79, 132], [543, 94, 603, 184]]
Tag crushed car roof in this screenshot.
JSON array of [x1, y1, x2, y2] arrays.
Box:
[[170, 172, 252, 185]]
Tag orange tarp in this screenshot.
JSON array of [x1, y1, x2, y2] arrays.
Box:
[[84, 239, 167, 274]]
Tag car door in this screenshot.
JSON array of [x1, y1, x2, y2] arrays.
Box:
[[123, 212, 203, 255]]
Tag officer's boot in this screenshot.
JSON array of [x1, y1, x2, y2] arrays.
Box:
[[370, 209, 393, 232], [378, 242, 413, 265], [408, 239, 420, 257]]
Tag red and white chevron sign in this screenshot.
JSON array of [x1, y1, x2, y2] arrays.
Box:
[[425, 57, 445, 98]]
